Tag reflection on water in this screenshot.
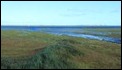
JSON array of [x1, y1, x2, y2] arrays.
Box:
[[1, 26, 121, 44], [46, 30, 121, 44]]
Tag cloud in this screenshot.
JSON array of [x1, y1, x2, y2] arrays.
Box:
[[67, 8, 102, 13], [60, 9, 88, 17], [61, 13, 86, 17], [60, 8, 103, 17], [110, 9, 121, 13]]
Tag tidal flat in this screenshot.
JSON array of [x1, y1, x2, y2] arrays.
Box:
[[1, 26, 121, 69]]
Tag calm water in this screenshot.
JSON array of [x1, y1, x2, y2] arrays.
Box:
[[1, 26, 121, 44]]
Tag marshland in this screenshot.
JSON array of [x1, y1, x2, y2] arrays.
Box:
[[1, 1, 121, 69]]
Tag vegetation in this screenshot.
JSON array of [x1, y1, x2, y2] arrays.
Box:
[[1, 30, 121, 69]]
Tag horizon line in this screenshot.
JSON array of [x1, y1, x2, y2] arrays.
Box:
[[1, 24, 121, 26]]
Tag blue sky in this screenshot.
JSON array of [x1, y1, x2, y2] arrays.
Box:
[[1, 1, 121, 26]]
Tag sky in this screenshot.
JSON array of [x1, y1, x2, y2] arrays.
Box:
[[1, 1, 121, 26]]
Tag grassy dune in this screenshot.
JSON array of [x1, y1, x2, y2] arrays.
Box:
[[1, 30, 121, 69]]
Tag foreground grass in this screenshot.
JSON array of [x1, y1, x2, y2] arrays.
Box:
[[1, 30, 121, 69]]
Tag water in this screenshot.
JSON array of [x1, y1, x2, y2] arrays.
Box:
[[1, 26, 121, 44]]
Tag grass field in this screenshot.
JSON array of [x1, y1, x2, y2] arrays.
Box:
[[1, 30, 121, 69]]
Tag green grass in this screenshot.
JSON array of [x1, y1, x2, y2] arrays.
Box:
[[1, 30, 121, 69]]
